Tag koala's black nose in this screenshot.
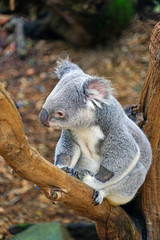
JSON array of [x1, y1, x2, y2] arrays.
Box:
[[39, 108, 50, 127]]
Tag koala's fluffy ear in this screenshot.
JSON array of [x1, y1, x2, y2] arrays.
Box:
[[83, 78, 111, 105], [55, 59, 83, 79]]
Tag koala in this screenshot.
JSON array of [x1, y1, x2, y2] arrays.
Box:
[[39, 59, 152, 206]]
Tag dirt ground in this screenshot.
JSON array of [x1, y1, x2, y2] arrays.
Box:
[[0, 15, 157, 239]]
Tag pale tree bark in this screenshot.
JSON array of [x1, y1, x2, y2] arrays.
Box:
[[1, 22, 160, 240]]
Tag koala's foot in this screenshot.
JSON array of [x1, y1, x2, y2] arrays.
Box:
[[61, 166, 79, 178], [77, 170, 94, 181], [93, 190, 104, 206]]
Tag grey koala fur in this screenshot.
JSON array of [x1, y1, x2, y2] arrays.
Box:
[[39, 59, 152, 206]]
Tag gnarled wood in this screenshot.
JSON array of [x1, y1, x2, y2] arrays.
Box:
[[138, 22, 160, 239], [0, 84, 140, 239]]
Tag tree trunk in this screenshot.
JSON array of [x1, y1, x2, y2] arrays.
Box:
[[137, 22, 160, 239]]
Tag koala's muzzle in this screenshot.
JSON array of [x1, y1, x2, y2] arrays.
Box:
[[39, 108, 50, 127]]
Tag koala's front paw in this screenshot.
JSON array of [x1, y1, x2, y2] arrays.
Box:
[[93, 190, 104, 206], [61, 166, 74, 174], [61, 166, 79, 178], [77, 170, 94, 181]]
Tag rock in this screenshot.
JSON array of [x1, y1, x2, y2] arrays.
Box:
[[9, 222, 73, 240]]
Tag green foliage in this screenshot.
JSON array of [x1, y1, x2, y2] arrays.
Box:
[[94, 0, 135, 34], [153, 1, 160, 13], [108, 0, 135, 25]]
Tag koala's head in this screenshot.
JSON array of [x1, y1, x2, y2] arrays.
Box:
[[39, 59, 112, 130]]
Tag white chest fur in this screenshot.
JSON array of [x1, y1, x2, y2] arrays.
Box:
[[72, 126, 104, 164]]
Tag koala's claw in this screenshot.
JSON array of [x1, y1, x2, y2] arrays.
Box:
[[92, 190, 103, 206], [61, 167, 79, 178], [93, 190, 99, 199], [61, 166, 74, 174]]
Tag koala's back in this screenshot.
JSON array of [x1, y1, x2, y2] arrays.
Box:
[[125, 116, 152, 170], [97, 96, 152, 171]]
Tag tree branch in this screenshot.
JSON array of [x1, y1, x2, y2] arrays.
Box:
[[0, 84, 140, 239]]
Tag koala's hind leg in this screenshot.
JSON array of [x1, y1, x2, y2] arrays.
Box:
[[92, 188, 134, 206], [93, 162, 147, 205], [93, 189, 109, 205], [105, 162, 147, 205], [106, 193, 135, 206]]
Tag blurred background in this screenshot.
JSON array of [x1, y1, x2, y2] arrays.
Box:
[[0, 0, 159, 239]]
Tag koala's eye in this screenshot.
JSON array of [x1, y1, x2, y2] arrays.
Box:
[[54, 111, 65, 119]]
